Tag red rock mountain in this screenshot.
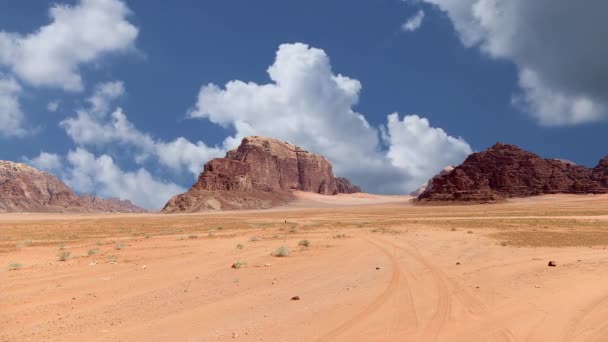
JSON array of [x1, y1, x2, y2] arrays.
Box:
[[163, 136, 360, 212], [418, 142, 608, 202], [0, 160, 146, 213]]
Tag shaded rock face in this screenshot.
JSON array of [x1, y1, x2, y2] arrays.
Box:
[[0, 161, 146, 213], [163, 136, 360, 212], [418, 143, 608, 202]]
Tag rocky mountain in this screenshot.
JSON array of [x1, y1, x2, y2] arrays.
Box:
[[418, 142, 608, 202], [163, 136, 360, 212], [0, 160, 146, 213]]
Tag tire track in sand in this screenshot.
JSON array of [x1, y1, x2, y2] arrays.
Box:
[[316, 236, 418, 341]]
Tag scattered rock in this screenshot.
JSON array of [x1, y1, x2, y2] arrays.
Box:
[[291, 296, 300, 301], [232, 332, 239, 339], [376, 267, 380, 270], [456, 262, 461, 265], [264, 263, 270, 267], [548, 261, 557, 267]]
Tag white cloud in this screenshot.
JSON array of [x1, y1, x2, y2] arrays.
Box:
[[24, 151, 63, 174], [0, 76, 25, 137], [189, 42, 472, 193], [60, 81, 225, 177], [420, 0, 608, 125], [64, 148, 185, 209], [26, 149, 186, 209], [384, 113, 471, 190], [47, 100, 60, 112], [402, 10, 425, 32], [0, 0, 138, 91]]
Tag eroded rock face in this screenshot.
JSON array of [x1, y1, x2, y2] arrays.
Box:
[[418, 143, 608, 202], [410, 166, 455, 197], [0, 160, 146, 213], [163, 136, 360, 212]]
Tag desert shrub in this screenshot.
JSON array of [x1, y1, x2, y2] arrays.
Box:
[[236, 244, 244, 249], [188, 234, 198, 239], [333, 234, 346, 239], [114, 243, 125, 250], [8, 263, 22, 270], [58, 251, 71, 261], [107, 255, 118, 263], [250, 236, 260, 242], [87, 248, 99, 256], [298, 240, 310, 247], [273, 246, 290, 257], [231, 261, 246, 269]]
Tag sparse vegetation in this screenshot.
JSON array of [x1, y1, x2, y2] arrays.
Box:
[[188, 234, 198, 239], [208, 231, 216, 237], [250, 236, 260, 242], [451, 228, 457, 231], [87, 248, 99, 256], [236, 243, 244, 249], [58, 251, 71, 261], [114, 243, 125, 250], [334, 234, 346, 239], [58, 243, 66, 250], [8, 263, 22, 270], [231, 261, 246, 269], [273, 246, 290, 257], [467, 230, 474, 234], [500, 241, 509, 246], [107, 255, 118, 263], [298, 239, 310, 247]]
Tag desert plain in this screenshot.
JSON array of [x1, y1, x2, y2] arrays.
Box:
[[2, 192, 608, 341]]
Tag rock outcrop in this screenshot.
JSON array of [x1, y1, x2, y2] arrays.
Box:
[[0, 160, 146, 213], [418, 142, 608, 203], [163, 136, 360, 212]]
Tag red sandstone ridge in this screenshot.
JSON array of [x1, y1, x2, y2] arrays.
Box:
[[0, 160, 146, 213], [162, 136, 360, 212], [417, 142, 608, 203]]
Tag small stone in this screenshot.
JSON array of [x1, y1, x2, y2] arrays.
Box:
[[456, 262, 461, 265], [375, 267, 380, 270], [232, 332, 239, 339], [548, 261, 557, 267], [291, 296, 300, 301], [264, 263, 270, 267], [142, 265, 147, 269]]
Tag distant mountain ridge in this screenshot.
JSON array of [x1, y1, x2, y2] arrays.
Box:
[[0, 160, 146, 213], [418, 142, 608, 202]]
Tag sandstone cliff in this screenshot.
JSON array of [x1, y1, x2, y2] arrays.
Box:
[[418, 143, 608, 202], [163, 136, 360, 212], [0, 160, 146, 213]]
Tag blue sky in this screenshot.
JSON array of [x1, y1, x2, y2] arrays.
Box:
[[1, 0, 606, 208]]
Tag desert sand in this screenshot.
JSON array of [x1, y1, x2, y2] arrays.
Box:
[[2, 193, 608, 341]]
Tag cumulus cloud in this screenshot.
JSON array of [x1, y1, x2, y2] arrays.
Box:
[[47, 100, 60, 112], [420, 0, 608, 125], [60, 81, 225, 177], [402, 10, 425, 32], [24, 151, 63, 174], [189, 43, 472, 193], [0, 0, 138, 91], [27, 149, 185, 209], [0, 76, 25, 137], [384, 113, 472, 190]]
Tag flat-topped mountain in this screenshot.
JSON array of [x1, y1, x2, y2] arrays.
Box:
[[163, 136, 360, 212], [418, 142, 608, 202], [0, 160, 146, 213]]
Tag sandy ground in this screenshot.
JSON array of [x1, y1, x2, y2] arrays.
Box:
[[2, 193, 608, 341]]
